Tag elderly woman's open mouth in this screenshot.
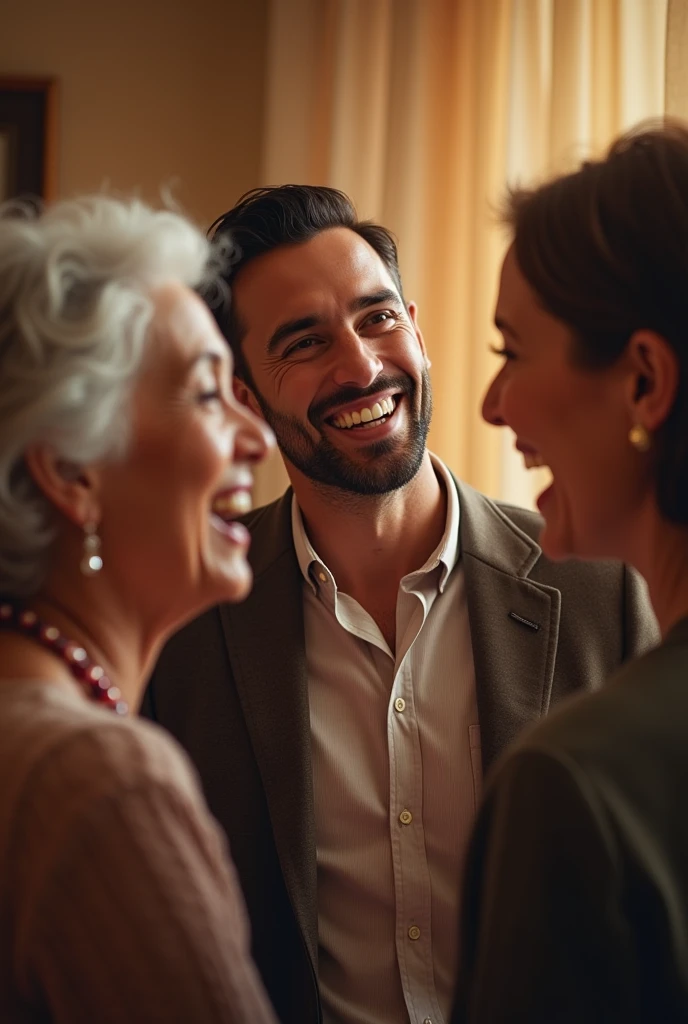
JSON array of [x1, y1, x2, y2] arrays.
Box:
[[210, 488, 253, 542]]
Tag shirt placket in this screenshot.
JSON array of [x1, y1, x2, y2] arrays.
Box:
[[389, 588, 444, 1024]]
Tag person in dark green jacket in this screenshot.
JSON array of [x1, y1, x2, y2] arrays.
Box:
[[453, 119, 688, 1023]]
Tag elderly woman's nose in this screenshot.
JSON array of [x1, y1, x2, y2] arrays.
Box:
[[232, 401, 275, 463]]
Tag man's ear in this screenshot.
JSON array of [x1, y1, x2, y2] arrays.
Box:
[[407, 301, 432, 369], [24, 444, 101, 527], [233, 375, 265, 421], [625, 330, 679, 432]]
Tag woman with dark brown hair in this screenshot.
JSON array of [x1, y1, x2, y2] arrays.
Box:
[[453, 121, 688, 1023]]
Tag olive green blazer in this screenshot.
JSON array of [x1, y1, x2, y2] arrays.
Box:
[[453, 618, 688, 1024]]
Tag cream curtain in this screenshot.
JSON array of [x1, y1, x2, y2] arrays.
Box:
[[253, 0, 668, 509], [666, 0, 688, 117]]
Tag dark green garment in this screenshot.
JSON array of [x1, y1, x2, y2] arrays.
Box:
[[454, 618, 688, 1024]]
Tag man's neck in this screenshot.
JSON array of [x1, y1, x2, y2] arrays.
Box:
[[290, 453, 447, 604]]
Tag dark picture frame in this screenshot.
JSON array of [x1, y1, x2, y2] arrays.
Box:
[[0, 77, 57, 202]]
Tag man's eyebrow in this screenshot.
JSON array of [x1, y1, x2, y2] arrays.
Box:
[[349, 288, 400, 313], [267, 315, 320, 355]]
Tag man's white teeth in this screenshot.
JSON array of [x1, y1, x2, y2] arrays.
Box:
[[212, 491, 252, 519], [332, 396, 395, 429], [523, 452, 546, 470]]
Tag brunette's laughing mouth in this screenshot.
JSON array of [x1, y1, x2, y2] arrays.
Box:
[[516, 443, 549, 471]]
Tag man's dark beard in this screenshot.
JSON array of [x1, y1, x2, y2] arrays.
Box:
[[251, 369, 432, 495]]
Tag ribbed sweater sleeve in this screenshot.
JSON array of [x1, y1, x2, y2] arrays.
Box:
[[10, 714, 278, 1023]]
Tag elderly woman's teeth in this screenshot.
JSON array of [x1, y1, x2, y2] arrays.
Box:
[[212, 491, 252, 519]]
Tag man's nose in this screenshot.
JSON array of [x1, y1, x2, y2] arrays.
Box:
[[481, 370, 507, 427], [330, 329, 384, 389]]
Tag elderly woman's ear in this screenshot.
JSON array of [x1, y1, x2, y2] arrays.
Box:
[[24, 443, 101, 528]]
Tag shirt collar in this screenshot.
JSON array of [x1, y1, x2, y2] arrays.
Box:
[[291, 453, 461, 595], [291, 495, 325, 595], [416, 453, 461, 591]]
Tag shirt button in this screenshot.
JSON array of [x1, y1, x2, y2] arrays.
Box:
[[394, 697, 406, 712], [318, 571, 327, 582], [408, 925, 421, 940], [399, 809, 413, 825]]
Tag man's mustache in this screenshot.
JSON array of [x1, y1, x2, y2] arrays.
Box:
[[308, 374, 415, 426]]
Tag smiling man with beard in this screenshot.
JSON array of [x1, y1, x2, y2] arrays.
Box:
[[142, 185, 658, 1024]]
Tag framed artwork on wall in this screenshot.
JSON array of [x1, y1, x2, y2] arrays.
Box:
[[0, 77, 57, 202]]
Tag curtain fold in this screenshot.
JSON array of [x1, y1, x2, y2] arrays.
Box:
[[253, 0, 668, 509]]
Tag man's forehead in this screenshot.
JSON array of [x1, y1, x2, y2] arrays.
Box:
[[233, 227, 398, 327]]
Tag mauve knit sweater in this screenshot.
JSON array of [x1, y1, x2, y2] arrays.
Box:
[[0, 678, 277, 1023]]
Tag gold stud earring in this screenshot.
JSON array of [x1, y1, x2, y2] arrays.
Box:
[[80, 521, 103, 576], [629, 424, 651, 453]]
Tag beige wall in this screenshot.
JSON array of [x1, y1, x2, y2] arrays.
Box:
[[0, 0, 268, 226]]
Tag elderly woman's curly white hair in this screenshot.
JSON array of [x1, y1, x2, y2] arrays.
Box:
[[0, 195, 223, 597]]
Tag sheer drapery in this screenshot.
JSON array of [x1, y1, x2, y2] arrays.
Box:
[[252, 0, 668, 508]]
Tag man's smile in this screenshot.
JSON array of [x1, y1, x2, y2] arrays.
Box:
[[330, 395, 397, 430]]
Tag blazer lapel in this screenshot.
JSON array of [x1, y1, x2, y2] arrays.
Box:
[[456, 481, 561, 775], [218, 491, 319, 973]]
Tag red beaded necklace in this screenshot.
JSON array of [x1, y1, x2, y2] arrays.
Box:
[[0, 602, 128, 715]]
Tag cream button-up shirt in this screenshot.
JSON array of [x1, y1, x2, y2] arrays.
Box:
[[292, 455, 480, 1024]]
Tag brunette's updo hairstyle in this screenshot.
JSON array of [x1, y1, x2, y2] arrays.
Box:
[[504, 120, 688, 524]]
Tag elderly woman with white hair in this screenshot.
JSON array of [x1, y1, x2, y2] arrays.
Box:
[[0, 195, 278, 1022]]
